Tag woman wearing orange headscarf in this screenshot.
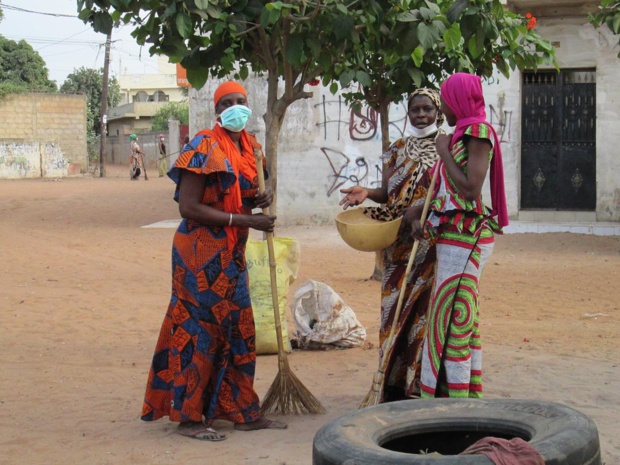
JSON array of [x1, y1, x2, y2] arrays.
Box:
[[141, 81, 286, 440]]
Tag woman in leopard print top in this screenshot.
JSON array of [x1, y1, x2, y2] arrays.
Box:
[[339, 88, 442, 401]]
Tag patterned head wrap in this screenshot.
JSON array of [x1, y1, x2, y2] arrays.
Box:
[[407, 88, 444, 127], [363, 90, 443, 223]]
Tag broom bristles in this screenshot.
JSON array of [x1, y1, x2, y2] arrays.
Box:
[[261, 361, 326, 415], [358, 371, 384, 409]]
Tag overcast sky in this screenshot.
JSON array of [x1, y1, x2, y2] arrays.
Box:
[[0, 0, 160, 86]]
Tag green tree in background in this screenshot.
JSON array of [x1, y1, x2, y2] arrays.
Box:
[[60, 67, 121, 136], [60, 67, 121, 162], [0, 36, 57, 98], [77, 0, 554, 214], [151, 101, 189, 132], [590, 0, 620, 56], [333, 0, 555, 152], [77, 0, 376, 214]]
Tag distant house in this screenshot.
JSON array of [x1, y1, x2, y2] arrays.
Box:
[[107, 56, 187, 137]]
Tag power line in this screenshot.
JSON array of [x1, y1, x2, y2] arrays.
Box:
[[3, 34, 102, 47], [1, 3, 77, 18]]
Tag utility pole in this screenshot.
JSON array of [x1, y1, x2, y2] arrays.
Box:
[[98, 31, 112, 178]]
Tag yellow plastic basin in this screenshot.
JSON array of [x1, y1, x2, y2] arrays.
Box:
[[335, 208, 402, 252]]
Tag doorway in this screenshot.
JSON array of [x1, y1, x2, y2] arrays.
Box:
[[520, 69, 596, 210]]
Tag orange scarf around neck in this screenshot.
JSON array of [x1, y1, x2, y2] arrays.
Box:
[[197, 124, 258, 251]]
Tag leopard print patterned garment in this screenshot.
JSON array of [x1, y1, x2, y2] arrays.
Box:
[[364, 88, 442, 222]]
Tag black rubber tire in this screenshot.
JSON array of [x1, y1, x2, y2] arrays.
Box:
[[313, 399, 601, 465]]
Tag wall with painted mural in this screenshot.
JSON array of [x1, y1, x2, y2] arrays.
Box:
[[0, 93, 87, 179]]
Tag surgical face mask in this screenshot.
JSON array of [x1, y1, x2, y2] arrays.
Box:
[[218, 105, 252, 132], [404, 122, 438, 138]]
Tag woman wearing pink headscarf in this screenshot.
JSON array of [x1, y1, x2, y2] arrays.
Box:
[[410, 73, 508, 398]]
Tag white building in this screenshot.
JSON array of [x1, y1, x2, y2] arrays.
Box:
[[189, 0, 619, 226]]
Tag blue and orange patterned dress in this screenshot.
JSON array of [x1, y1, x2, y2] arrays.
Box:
[[141, 131, 263, 425]]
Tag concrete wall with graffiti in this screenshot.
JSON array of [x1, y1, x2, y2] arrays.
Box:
[[189, 40, 619, 225], [189, 78, 511, 225], [189, 79, 411, 225], [0, 93, 87, 179]]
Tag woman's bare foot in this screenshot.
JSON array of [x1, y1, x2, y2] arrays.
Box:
[[177, 422, 226, 441], [234, 417, 288, 431]]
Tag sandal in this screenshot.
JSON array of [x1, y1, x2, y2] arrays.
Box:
[[234, 417, 288, 431], [177, 423, 227, 441]]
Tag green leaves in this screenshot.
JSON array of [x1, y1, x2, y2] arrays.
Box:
[[176, 12, 192, 39], [443, 23, 462, 51], [355, 70, 372, 88], [411, 46, 424, 67], [92, 11, 113, 34], [186, 66, 209, 90], [195, 0, 211, 9], [417, 22, 436, 49], [590, 0, 620, 56], [447, 0, 469, 23], [285, 33, 305, 65]]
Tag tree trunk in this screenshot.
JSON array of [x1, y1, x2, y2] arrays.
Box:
[[262, 72, 288, 218], [379, 99, 391, 153], [370, 99, 392, 281], [262, 112, 283, 217]]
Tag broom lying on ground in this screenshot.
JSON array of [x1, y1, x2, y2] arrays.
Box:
[[359, 164, 439, 409], [254, 149, 326, 416]]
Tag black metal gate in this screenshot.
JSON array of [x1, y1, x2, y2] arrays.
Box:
[[520, 70, 596, 210]]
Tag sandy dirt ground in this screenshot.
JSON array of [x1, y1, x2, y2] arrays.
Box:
[[1, 165, 618, 465]]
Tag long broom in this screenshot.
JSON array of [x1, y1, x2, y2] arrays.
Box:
[[254, 149, 326, 415], [359, 164, 439, 408]]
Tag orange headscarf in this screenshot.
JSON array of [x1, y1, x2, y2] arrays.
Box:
[[214, 81, 248, 108]]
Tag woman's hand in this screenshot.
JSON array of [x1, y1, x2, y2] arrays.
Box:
[[253, 188, 273, 210], [401, 205, 426, 241], [339, 186, 369, 209], [435, 133, 452, 163], [247, 213, 277, 233]]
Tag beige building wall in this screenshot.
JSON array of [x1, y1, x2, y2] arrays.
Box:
[[117, 56, 185, 105], [0, 93, 87, 178]]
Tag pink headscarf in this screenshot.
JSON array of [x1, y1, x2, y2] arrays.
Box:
[[440, 73, 509, 228]]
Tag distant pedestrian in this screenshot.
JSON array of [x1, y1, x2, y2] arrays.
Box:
[[158, 134, 168, 177], [129, 134, 148, 181]]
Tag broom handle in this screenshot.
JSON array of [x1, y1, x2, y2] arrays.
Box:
[[379, 163, 439, 370], [254, 149, 287, 363]]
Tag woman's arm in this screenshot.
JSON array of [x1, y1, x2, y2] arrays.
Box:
[[339, 160, 393, 209], [436, 133, 491, 201], [178, 170, 276, 232]]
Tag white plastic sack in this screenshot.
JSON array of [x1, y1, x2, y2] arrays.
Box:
[[291, 280, 366, 349]]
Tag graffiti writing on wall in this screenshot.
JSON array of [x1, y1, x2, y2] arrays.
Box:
[[0, 143, 38, 176], [43, 143, 68, 173], [489, 105, 513, 142], [489, 92, 512, 143], [321, 147, 382, 196], [315, 95, 409, 142]]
